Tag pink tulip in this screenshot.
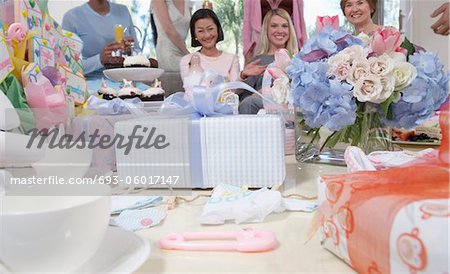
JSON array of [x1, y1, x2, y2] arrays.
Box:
[[369, 27, 407, 56], [274, 48, 291, 71], [315, 15, 340, 33]]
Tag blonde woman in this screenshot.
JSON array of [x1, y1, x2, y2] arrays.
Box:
[[243, 0, 307, 63], [239, 8, 298, 114]]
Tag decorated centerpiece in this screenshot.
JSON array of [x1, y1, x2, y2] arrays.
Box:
[[286, 16, 449, 160]]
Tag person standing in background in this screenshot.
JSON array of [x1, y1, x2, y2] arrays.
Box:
[[430, 2, 449, 36], [62, 0, 137, 79], [243, 0, 307, 63], [151, 0, 190, 72]]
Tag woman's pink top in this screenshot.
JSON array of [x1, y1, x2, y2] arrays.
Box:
[[180, 51, 241, 81]]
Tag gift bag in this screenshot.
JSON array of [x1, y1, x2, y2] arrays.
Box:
[[0, 74, 35, 132]]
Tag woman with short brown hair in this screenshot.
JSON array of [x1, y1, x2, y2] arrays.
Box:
[[340, 0, 380, 35]]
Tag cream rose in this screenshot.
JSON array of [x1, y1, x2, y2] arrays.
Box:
[[340, 45, 367, 62], [368, 54, 394, 76], [328, 53, 351, 81], [353, 74, 392, 103], [392, 61, 417, 91], [389, 52, 407, 63], [347, 58, 370, 85], [380, 75, 396, 100]]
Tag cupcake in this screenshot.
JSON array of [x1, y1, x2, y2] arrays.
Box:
[[97, 78, 117, 100], [117, 79, 142, 99], [140, 79, 165, 101], [103, 54, 125, 69], [123, 55, 150, 68], [104, 55, 158, 69]]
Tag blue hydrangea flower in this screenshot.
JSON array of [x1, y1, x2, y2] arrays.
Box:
[[296, 79, 356, 131], [297, 27, 364, 62], [286, 58, 307, 89], [409, 52, 449, 91], [381, 51, 449, 129], [383, 77, 448, 129], [287, 60, 329, 107]]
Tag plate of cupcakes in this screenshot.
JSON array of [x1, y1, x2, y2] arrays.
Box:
[[97, 79, 165, 102]]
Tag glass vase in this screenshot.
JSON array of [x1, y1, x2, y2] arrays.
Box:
[[294, 109, 319, 162], [294, 103, 394, 165], [359, 102, 394, 154]]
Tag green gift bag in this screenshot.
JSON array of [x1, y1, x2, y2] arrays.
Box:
[[0, 74, 35, 133]]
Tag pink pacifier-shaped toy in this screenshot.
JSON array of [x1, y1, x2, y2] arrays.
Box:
[[160, 228, 277, 252]]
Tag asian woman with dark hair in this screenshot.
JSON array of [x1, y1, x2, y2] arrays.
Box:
[[180, 9, 241, 82]]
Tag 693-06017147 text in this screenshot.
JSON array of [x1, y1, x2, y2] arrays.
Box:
[[97, 175, 180, 186], [9, 175, 179, 186]]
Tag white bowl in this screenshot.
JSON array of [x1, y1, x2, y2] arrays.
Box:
[[0, 183, 111, 272], [103, 67, 164, 82]]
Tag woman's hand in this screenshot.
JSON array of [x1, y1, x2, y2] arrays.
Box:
[[240, 59, 267, 79], [100, 41, 125, 65], [152, 0, 190, 55]]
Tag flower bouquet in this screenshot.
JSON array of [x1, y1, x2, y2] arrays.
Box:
[[286, 17, 449, 159]]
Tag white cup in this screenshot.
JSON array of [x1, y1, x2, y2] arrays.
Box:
[[0, 183, 111, 272]]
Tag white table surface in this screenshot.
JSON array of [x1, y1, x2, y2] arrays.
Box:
[[133, 156, 356, 273]]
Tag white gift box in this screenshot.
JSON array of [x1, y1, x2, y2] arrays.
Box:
[[114, 115, 286, 188]]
